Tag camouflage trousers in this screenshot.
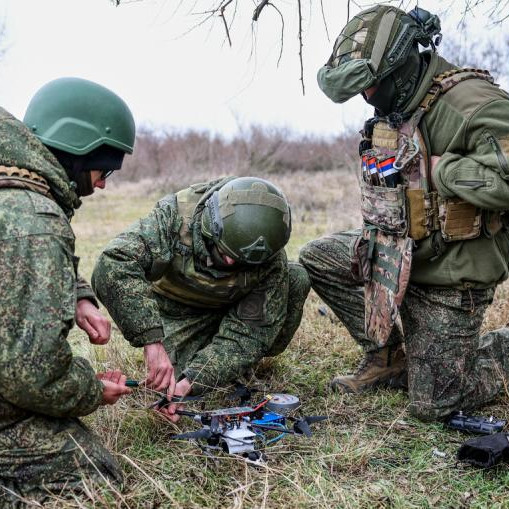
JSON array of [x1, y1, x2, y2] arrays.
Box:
[[300, 231, 509, 421], [0, 415, 122, 507], [157, 262, 310, 382]]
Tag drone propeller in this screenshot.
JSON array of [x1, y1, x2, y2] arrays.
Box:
[[290, 416, 328, 438], [169, 428, 213, 441]]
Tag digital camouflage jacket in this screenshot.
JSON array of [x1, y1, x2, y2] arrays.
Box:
[[92, 179, 291, 391], [407, 53, 509, 288], [0, 108, 103, 428]]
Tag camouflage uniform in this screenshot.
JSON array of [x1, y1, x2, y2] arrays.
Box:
[[302, 50, 509, 421], [92, 179, 310, 394], [0, 108, 122, 506]]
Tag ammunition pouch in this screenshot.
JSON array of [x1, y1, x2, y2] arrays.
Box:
[[406, 191, 487, 243], [438, 197, 481, 241], [360, 182, 408, 235], [406, 189, 439, 240], [0, 165, 53, 199]]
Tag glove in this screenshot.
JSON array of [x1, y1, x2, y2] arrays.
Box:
[[457, 432, 509, 468]]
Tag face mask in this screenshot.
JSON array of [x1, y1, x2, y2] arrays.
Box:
[[364, 47, 424, 115], [317, 59, 377, 104]]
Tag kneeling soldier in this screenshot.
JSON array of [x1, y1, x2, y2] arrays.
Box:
[[301, 5, 509, 421], [92, 176, 310, 420]]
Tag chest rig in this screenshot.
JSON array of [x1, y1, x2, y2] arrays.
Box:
[[152, 186, 262, 308], [356, 68, 494, 346]]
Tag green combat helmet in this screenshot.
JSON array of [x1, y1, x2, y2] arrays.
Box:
[[317, 5, 441, 112], [201, 177, 291, 265], [23, 77, 135, 196], [24, 77, 135, 155]]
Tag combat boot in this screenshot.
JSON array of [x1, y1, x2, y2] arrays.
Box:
[[330, 344, 407, 394]]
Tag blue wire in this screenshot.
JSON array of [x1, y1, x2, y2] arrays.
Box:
[[254, 422, 287, 445]]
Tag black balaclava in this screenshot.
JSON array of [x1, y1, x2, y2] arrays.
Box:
[[48, 145, 125, 196], [365, 45, 427, 117]]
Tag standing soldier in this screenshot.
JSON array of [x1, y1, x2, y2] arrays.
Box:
[[92, 176, 310, 420], [300, 6, 509, 421], [0, 78, 134, 504]]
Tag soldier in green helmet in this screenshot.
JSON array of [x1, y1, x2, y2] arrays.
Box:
[[0, 77, 135, 504], [92, 176, 310, 420], [300, 5, 509, 421]]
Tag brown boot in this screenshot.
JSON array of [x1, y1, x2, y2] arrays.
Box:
[[330, 344, 407, 394]]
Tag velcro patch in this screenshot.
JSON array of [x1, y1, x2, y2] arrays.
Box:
[[236, 290, 267, 326]]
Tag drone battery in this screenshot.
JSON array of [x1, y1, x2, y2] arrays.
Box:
[[265, 394, 300, 414]]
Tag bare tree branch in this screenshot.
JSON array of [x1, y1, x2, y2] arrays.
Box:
[[320, 0, 330, 41], [297, 0, 305, 94], [269, 3, 285, 67], [110, 0, 509, 94], [219, 0, 234, 46], [252, 0, 270, 22]]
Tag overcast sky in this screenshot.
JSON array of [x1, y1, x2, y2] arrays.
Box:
[[0, 0, 504, 137]]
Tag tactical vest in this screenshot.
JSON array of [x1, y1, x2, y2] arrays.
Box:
[[356, 68, 497, 346], [151, 186, 263, 308]]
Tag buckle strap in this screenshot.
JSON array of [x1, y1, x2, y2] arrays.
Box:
[[419, 68, 494, 114]]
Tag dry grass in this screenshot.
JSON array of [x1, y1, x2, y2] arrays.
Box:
[[38, 169, 509, 508]]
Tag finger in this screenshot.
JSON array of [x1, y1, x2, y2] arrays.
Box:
[[98, 371, 114, 382], [152, 367, 168, 391], [156, 405, 172, 418], [168, 413, 181, 424], [90, 315, 111, 343], [158, 367, 174, 394], [146, 362, 158, 387], [120, 385, 132, 396], [166, 372, 176, 401], [109, 370, 123, 385], [166, 402, 177, 415], [81, 318, 99, 341]]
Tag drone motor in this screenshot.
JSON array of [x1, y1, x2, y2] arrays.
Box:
[[265, 394, 300, 414]]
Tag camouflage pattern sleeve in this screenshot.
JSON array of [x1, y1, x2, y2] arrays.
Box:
[[91, 195, 178, 347], [182, 252, 289, 393], [433, 98, 509, 210], [0, 190, 103, 417], [76, 273, 99, 306]]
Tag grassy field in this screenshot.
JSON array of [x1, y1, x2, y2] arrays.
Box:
[[49, 174, 509, 508]]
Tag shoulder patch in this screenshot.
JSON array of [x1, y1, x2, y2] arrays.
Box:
[[236, 290, 267, 326]]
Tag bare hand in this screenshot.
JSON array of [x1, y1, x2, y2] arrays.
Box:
[[75, 299, 111, 345], [97, 370, 132, 405], [431, 155, 441, 173], [144, 342, 176, 399], [159, 378, 192, 423]]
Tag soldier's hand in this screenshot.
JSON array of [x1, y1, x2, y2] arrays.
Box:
[[75, 299, 111, 345], [97, 370, 132, 405], [144, 342, 176, 398], [159, 377, 192, 423], [431, 155, 442, 173]]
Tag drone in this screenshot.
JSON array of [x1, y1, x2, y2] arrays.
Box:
[[167, 392, 327, 461]]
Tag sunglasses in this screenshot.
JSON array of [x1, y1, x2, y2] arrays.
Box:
[[101, 169, 115, 180]]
